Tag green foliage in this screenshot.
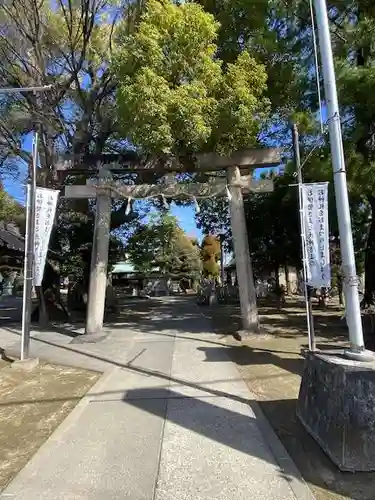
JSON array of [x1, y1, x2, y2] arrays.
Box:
[[113, 0, 269, 155], [54, 206, 125, 283], [126, 213, 202, 278], [197, 0, 310, 118], [194, 0, 375, 302], [244, 175, 300, 276], [0, 186, 24, 225], [3, 0, 374, 303]]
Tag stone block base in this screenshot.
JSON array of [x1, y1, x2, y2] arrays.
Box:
[[71, 332, 108, 344], [297, 351, 375, 472]]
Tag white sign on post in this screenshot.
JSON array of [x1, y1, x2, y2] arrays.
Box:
[[300, 182, 331, 288], [33, 187, 59, 287]]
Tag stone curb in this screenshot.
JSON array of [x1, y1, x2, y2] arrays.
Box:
[[249, 397, 316, 500]]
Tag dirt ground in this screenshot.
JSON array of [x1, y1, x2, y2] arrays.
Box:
[[205, 297, 375, 500], [0, 360, 99, 492]]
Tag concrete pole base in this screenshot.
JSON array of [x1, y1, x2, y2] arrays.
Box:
[[297, 351, 375, 471], [344, 348, 375, 362]]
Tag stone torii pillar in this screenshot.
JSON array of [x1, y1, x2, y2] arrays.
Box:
[[228, 167, 258, 332], [85, 166, 111, 337]]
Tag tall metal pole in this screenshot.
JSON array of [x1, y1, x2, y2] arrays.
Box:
[[313, 0, 370, 357], [292, 124, 316, 351], [21, 132, 37, 360]]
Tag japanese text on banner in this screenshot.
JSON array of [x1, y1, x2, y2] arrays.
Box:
[[33, 187, 59, 287], [300, 183, 331, 288]]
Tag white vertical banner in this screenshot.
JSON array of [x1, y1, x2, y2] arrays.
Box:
[[33, 187, 59, 286], [300, 182, 331, 288]]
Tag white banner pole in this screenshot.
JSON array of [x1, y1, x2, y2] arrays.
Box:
[[298, 184, 315, 351], [313, 0, 370, 359], [292, 124, 316, 352], [20, 132, 38, 360]]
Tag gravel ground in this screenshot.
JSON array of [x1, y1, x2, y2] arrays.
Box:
[[0, 360, 99, 491]]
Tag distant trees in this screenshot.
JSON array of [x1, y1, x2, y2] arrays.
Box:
[[0, 185, 24, 226], [126, 214, 202, 279], [200, 234, 220, 278]]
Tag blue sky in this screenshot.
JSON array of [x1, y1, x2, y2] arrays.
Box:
[[170, 203, 203, 240]]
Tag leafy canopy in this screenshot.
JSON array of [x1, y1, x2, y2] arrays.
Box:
[[0, 0, 146, 294], [113, 0, 270, 155]]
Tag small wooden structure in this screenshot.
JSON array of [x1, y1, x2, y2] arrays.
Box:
[[58, 148, 281, 335]]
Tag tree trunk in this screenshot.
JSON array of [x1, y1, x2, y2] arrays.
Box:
[[337, 273, 344, 306], [36, 286, 48, 328], [32, 262, 70, 323], [275, 264, 280, 288], [284, 264, 291, 295], [363, 195, 375, 307]]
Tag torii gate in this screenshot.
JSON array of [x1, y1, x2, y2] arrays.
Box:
[[58, 148, 280, 337]]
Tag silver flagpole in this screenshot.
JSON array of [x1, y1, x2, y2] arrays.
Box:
[[292, 124, 316, 351], [21, 132, 38, 360], [313, 0, 372, 359]]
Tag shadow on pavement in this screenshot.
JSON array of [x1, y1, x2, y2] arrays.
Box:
[[0, 334, 301, 487], [197, 345, 304, 377], [123, 387, 293, 483]]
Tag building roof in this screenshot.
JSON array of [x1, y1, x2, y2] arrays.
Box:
[[0, 226, 25, 253], [111, 260, 161, 275], [111, 261, 135, 274]]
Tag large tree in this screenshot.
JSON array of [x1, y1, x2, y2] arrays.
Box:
[[285, 1, 375, 303], [113, 0, 270, 157], [329, 1, 375, 304], [0, 0, 146, 319], [112, 0, 273, 324]]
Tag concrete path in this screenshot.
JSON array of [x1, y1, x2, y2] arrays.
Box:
[[0, 297, 314, 500]]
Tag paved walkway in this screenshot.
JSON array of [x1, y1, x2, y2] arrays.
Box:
[[0, 297, 314, 500]]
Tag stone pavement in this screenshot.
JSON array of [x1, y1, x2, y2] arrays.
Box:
[[0, 297, 314, 500]]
